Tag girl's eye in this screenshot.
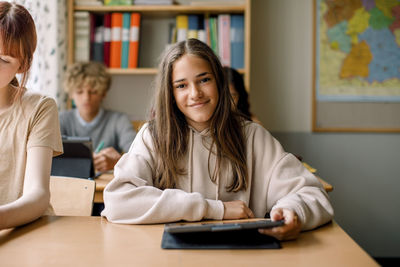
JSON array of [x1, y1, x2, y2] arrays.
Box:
[[0, 57, 9, 63], [176, 84, 186, 89], [200, 77, 211, 83]]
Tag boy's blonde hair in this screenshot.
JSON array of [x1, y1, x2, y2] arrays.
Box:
[[64, 62, 111, 95]]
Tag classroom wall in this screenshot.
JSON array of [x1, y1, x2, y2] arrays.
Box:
[[251, 0, 400, 258], [103, 75, 154, 120]]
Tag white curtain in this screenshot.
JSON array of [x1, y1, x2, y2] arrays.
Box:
[[8, 0, 68, 109]]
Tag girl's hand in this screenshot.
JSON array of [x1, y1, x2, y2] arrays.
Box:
[[223, 200, 254, 219], [258, 208, 301, 240]]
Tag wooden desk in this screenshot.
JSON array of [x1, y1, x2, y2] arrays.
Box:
[[318, 176, 333, 192], [94, 173, 113, 203], [95, 173, 333, 203], [0, 216, 377, 266]]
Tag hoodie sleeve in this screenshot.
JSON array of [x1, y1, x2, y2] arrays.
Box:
[[101, 124, 223, 224], [267, 153, 334, 230], [249, 123, 334, 231]]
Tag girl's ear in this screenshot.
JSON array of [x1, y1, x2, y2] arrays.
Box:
[[17, 64, 27, 74]]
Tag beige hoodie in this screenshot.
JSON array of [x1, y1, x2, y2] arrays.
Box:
[[102, 122, 333, 230]]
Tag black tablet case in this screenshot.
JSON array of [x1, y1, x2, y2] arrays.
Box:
[[51, 137, 95, 179], [161, 229, 281, 249]]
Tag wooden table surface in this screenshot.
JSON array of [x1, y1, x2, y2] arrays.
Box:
[[0, 216, 377, 267]]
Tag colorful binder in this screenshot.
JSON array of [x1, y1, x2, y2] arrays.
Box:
[[128, 13, 141, 68], [93, 14, 104, 63], [176, 15, 188, 42], [188, 15, 199, 39], [230, 14, 244, 69], [197, 15, 206, 43], [121, 13, 131, 68], [103, 13, 112, 67], [209, 16, 218, 56], [110, 12, 123, 68], [218, 14, 231, 66]]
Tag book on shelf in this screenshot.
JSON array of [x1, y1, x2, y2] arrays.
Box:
[[209, 16, 218, 56], [128, 13, 141, 68], [204, 15, 210, 46], [103, 13, 112, 67], [93, 14, 104, 63], [74, 11, 90, 62], [230, 14, 244, 69], [168, 22, 177, 44], [104, 0, 133, 5], [176, 15, 188, 43], [218, 14, 230, 66], [89, 13, 96, 61], [187, 15, 199, 39], [197, 15, 206, 44], [110, 12, 123, 68], [121, 13, 131, 69]]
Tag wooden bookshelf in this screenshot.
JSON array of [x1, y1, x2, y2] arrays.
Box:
[[67, 0, 251, 88]]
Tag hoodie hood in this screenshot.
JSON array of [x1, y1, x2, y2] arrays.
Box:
[[187, 126, 220, 201]]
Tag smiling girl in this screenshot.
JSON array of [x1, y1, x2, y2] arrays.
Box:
[[102, 39, 333, 240], [0, 2, 62, 229]]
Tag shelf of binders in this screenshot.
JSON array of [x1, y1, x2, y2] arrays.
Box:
[[68, 0, 250, 87], [74, 5, 245, 14]]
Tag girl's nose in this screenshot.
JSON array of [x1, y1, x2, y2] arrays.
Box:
[[189, 84, 202, 99]]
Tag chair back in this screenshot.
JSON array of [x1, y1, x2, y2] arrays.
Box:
[[132, 120, 146, 132], [50, 176, 95, 216]]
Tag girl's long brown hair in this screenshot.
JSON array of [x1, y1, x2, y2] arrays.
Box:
[[0, 2, 37, 100], [149, 39, 248, 192]]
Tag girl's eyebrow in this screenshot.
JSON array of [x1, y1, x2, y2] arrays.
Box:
[[173, 78, 186, 84], [173, 72, 211, 84], [196, 72, 211, 78]]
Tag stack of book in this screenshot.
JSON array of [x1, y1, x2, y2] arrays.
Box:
[[75, 0, 103, 5], [172, 14, 244, 69], [133, 0, 174, 4], [104, 0, 133, 5], [74, 11, 141, 69], [74, 12, 91, 62]]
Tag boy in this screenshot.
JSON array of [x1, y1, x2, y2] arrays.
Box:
[[60, 62, 136, 173]]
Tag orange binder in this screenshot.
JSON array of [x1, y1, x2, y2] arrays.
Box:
[[128, 13, 140, 68], [110, 12, 123, 68]]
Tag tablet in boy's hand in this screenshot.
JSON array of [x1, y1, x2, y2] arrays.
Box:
[[164, 218, 284, 234]]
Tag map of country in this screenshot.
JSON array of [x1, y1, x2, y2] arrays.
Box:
[[317, 0, 400, 100]]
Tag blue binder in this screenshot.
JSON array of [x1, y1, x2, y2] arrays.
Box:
[[230, 14, 244, 69]]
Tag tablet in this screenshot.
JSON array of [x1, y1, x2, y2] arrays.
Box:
[[164, 218, 284, 234], [51, 136, 95, 179]]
